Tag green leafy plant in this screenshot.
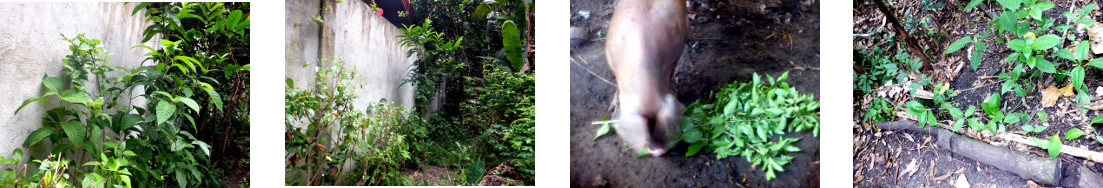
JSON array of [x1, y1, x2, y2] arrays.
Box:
[[1055, 3, 1096, 33], [993, 0, 1056, 36], [941, 103, 975, 132], [1003, 32, 1058, 96], [964, 0, 983, 12], [1066, 128, 1085, 140], [465, 64, 536, 184], [285, 59, 425, 186], [1019, 110, 1047, 133], [679, 72, 819, 181], [979, 93, 1006, 133], [907, 101, 939, 128], [1033, 133, 1063, 158], [945, 32, 988, 70]]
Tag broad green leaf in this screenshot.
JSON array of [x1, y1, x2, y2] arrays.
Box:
[[1092, 115, 1103, 124], [1058, 48, 1076, 61], [1077, 40, 1090, 62], [1049, 133, 1061, 158], [176, 97, 200, 113], [1034, 137, 1050, 149], [965, 0, 983, 11], [156, 100, 175, 125], [1007, 39, 1027, 51], [1081, 4, 1098, 19], [1071, 66, 1086, 88], [131, 2, 153, 15], [25, 127, 54, 146], [953, 120, 965, 131], [686, 142, 706, 157], [1035, 59, 1055, 73], [192, 141, 210, 157], [118, 114, 142, 132], [201, 82, 224, 111], [1087, 58, 1103, 69], [176, 169, 187, 188], [1039, 110, 1049, 122], [42, 75, 63, 92], [61, 120, 85, 147], [1032, 35, 1061, 50], [996, 0, 1021, 10], [946, 36, 972, 54], [502, 21, 524, 71], [14, 97, 46, 115], [1029, 3, 1051, 20], [61, 90, 92, 104], [1022, 125, 1034, 132], [683, 129, 702, 143], [1004, 114, 1021, 124], [82, 173, 105, 188], [1066, 128, 1085, 140], [594, 121, 611, 140], [971, 50, 983, 71]]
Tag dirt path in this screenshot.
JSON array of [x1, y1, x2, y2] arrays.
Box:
[[570, 0, 820, 187], [406, 165, 458, 185]]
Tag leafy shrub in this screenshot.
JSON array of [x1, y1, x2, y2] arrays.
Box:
[[679, 72, 819, 181], [6, 3, 248, 187], [465, 65, 535, 184], [285, 59, 425, 186]]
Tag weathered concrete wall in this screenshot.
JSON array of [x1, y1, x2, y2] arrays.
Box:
[[285, 0, 321, 89], [0, 3, 158, 168], [323, 0, 417, 112], [286, 0, 416, 113], [284, 0, 418, 184]]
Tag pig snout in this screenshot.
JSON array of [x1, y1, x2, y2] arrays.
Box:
[[604, 0, 687, 156], [615, 94, 684, 156]]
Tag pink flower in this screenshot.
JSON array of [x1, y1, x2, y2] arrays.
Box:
[[376, 9, 383, 15]]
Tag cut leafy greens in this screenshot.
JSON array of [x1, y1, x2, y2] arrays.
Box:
[[678, 71, 819, 181]]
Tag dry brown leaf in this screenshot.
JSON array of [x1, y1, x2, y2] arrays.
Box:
[[1026, 180, 1045, 188], [955, 174, 970, 188], [1042, 85, 1061, 107], [1089, 22, 1103, 54], [1061, 84, 1075, 97], [1085, 100, 1103, 111], [903, 159, 919, 178], [932, 171, 953, 181]]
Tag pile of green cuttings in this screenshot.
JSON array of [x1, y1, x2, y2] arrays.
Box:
[[679, 71, 819, 181]]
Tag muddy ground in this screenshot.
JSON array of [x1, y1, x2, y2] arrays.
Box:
[[569, 0, 821, 187], [854, 0, 1103, 187]]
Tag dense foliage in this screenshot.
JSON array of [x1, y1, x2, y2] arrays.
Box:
[[399, 0, 537, 185], [678, 72, 819, 181], [283, 0, 536, 185], [2, 2, 249, 187], [285, 59, 428, 186]]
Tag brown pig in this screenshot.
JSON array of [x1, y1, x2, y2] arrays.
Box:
[[604, 0, 687, 156]]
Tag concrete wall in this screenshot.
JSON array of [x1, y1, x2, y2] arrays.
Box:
[[285, 0, 416, 114], [0, 3, 158, 168], [284, 0, 418, 184]]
